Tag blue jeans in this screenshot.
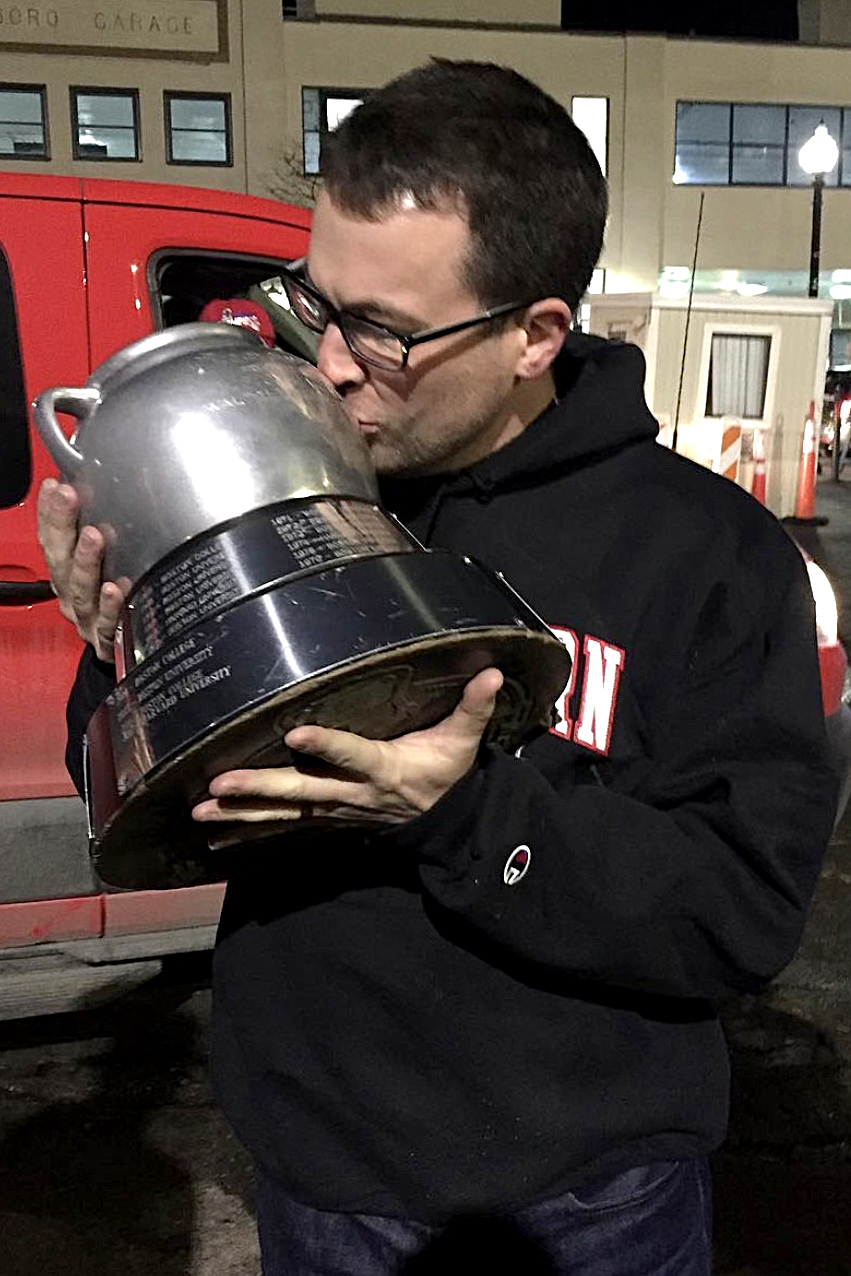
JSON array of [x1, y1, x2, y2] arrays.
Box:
[[256, 1157, 713, 1275]]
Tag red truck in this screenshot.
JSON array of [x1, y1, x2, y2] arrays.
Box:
[[0, 172, 311, 1016]]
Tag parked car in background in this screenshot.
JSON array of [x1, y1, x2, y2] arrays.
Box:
[[820, 374, 851, 467]]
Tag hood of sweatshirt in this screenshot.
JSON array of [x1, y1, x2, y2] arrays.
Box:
[[380, 333, 659, 531]]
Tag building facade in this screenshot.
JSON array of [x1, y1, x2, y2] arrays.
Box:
[[4, 2, 851, 321]]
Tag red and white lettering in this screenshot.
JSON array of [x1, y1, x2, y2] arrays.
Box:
[[548, 626, 578, 739], [573, 636, 626, 755]]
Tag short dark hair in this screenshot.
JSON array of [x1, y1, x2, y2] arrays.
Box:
[[320, 59, 607, 313]]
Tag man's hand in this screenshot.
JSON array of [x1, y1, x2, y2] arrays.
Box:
[[37, 478, 126, 662], [192, 667, 504, 829]]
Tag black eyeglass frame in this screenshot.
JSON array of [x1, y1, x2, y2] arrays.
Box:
[[280, 261, 533, 371]]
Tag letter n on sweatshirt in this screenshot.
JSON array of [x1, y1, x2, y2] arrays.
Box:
[[549, 628, 626, 756]]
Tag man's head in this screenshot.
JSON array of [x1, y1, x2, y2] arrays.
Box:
[[321, 59, 606, 314], [303, 59, 607, 477]]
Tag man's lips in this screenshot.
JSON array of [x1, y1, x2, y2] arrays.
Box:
[[356, 420, 380, 437]]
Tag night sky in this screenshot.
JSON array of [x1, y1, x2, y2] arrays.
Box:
[[561, 1, 799, 41]]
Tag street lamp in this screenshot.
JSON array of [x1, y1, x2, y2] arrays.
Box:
[[798, 122, 839, 298]]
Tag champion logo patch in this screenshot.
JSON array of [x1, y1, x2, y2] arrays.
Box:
[[503, 845, 531, 886]]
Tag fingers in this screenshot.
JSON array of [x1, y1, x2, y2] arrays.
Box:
[[64, 526, 121, 659], [64, 526, 106, 619], [192, 796, 305, 824], [283, 724, 378, 775], [201, 765, 365, 811], [91, 581, 127, 661], [452, 667, 504, 737], [192, 668, 507, 830], [284, 670, 503, 761], [37, 478, 122, 658], [37, 479, 80, 592], [192, 766, 305, 822]]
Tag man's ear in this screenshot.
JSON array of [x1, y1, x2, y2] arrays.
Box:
[[515, 299, 571, 381]]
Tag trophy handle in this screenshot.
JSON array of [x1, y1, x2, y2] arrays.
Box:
[[32, 386, 100, 479]]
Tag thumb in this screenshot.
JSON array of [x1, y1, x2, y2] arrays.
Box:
[[447, 667, 504, 742]]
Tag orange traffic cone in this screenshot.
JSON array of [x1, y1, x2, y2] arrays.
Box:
[[750, 429, 766, 506], [784, 402, 828, 526]]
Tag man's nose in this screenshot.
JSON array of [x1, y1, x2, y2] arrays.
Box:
[[317, 322, 367, 389]]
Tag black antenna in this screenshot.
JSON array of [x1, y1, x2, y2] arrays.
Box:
[[672, 192, 705, 453]]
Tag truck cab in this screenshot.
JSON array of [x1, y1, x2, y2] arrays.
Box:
[[0, 173, 311, 1015]]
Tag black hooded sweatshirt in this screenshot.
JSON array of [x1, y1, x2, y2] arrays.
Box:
[[66, 334, 836, 1223]]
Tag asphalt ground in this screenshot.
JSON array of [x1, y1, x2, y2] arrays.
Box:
[[3, 475, 851, 1274], [713, 471, 851, 1275]]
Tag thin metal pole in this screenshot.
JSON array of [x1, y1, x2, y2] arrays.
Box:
[[809, 173, 824, 298], [672, 191, 705, 453]]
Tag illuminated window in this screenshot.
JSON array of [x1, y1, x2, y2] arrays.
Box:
[[706, 333, 771, 419], [674, 102, 730, 184], [676, 100, 848, 186], [731, 104, 785, 185], [72, 88, 139, 161], [0, 84, 47, 160], [302, 88, 365, 175], [571, 97, 608, 177], [165, 93, 231, 166]]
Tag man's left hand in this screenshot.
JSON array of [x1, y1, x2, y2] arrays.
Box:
[[191, 667, 503, 829]]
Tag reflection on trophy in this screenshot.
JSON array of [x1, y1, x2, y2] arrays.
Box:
[[34, 324, 570, 889]]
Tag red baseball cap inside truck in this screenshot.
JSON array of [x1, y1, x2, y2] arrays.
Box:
[[198, 298, 276, 348]]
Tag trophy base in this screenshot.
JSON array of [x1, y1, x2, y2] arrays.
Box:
[[85, 552, 569, 889]]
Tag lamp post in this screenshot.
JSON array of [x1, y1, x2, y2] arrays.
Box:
[[799, 123, 840, 484], [798, 122, 839, 298]]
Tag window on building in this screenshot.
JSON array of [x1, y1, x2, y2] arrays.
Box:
[[0, 245, 31, 509], [676, 100, 849, 186], [571, 97, 608, 177], [165, 93, 231, 166], [674, 102, 731, 185], [302, 88, 365, 175], [71, 88, 139, 161], [706, 333, 771, 419], [731, 104, 785, 184], [0, 85, 48, 160], [841, 108, 851, 188], [830, 328, 851, 370]]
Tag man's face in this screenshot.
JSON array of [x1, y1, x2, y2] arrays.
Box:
[[307, 192, 529, 477]]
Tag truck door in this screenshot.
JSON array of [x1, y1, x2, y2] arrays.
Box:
[[81, 188, 311, 365], [0, 178, 312, 950], [0, 180, 104, 919], [0, 184, 90, 804]]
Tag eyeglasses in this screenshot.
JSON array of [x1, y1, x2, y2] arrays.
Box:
[[280, 262, 531, 372]]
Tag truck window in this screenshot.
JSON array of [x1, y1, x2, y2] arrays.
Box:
[[0, 247, 31, 509], [152, 252, 318, 364]]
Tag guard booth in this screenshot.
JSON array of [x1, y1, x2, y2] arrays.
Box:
[[586, 293, 833, 518]]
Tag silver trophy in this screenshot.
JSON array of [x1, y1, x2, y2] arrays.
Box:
[[35, 324, 569, 889]]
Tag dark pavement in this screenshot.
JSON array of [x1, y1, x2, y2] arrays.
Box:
[[0, 957, 259, 1275], [4, 477, 851, 1273], [713, 473, 851, 1276]]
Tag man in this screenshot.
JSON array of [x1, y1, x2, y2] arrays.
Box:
[[40, 60, 835, 1275]]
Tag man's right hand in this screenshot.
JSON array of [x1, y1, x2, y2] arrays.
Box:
[[37, 478, 126, 663]]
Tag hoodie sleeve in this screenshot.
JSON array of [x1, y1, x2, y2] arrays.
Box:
[[384, 534, 837, 1005], [65, 645, 117, 797]]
